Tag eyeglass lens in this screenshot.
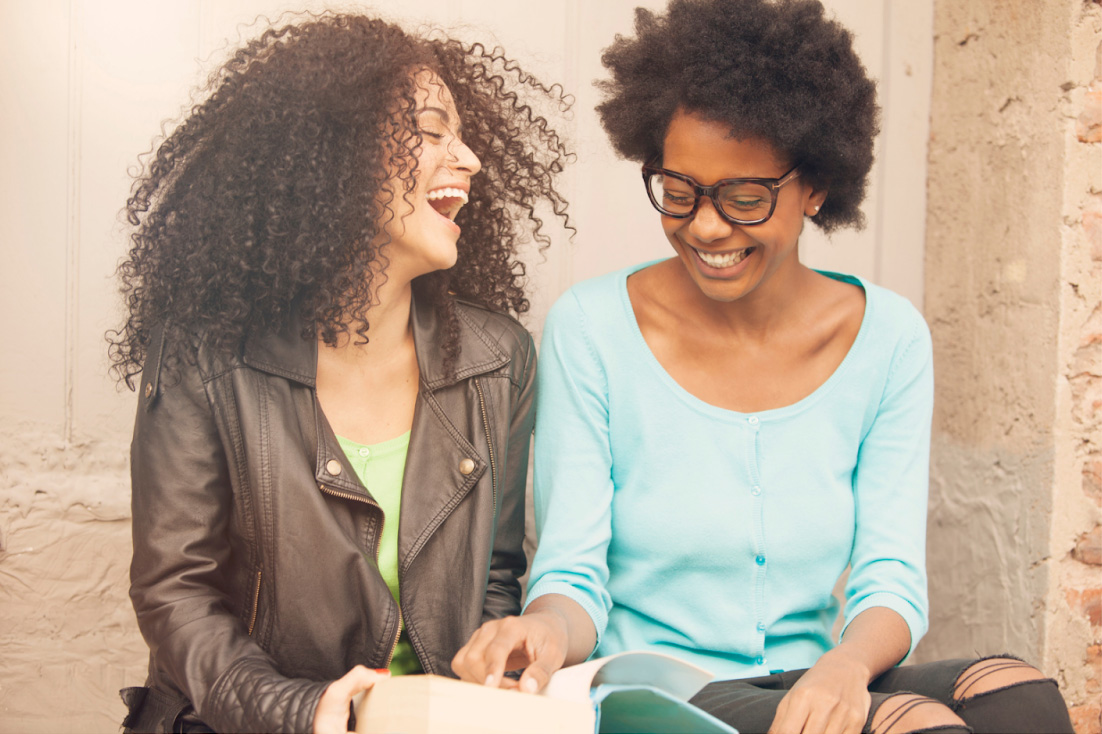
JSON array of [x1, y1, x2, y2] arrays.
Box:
[[647, 173, 774, 222]]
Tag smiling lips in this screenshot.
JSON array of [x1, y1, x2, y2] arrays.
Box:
[[426, 186, 469, 221], [694, 245, 755, 269]]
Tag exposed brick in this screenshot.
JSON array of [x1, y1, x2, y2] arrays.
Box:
[[1086, 456, 1102, 506], [1067, 588, 1102, 627], [1074, 525, 1102, 566], [1087, 645, 1101, 695], [1069, 703, 1101, 734], [1078, 81, 1102, 143], [1086, 206, 1102, 262]]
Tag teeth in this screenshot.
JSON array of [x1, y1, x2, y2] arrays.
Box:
[[426, 187, 469, 204], [696, 247, 752, 268]]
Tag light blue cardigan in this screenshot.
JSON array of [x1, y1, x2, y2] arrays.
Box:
[[525, 262, 932, 680]]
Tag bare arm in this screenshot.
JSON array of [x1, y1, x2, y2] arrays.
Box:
[[769, 607, 910, 734]]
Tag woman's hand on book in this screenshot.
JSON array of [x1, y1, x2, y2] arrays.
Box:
[[452, 610, 571, 693], [313, 665, 389, 734]]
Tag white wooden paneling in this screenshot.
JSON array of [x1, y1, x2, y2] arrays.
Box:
[[0, 2, 71, 428], [71, 0, 205, 437], [1, 0, 932, 437]]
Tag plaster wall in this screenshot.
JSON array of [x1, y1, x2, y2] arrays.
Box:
[[0, 1, 933, 730], [922, 0, 1101, 729]]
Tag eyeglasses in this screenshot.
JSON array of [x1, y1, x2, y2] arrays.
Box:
[[642, 161, 801, 225]]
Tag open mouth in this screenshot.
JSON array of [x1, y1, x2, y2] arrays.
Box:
[[426, 187, 469, 221], [694, 246, 755, 269]]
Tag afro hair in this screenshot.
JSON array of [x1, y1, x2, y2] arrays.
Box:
[[597, 0, 879, 232]]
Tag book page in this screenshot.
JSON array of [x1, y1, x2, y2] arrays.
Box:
[[541, 650, 714, 704]]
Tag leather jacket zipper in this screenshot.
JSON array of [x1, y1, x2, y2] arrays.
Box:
[[474, 378, 497, 511], [384, 613, 402, 670], [318, 482, 400, 669], [247, 569, 261, 636]]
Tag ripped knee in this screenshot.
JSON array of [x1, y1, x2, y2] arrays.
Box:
[[952, 657, 1047, 701], [870, 694, 966, 734]]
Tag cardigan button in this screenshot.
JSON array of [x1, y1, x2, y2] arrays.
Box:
[[325, 459, 342, 476], [459, 458, 476, 475]]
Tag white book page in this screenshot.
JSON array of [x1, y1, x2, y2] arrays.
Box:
[[541, 650, 714, 703]]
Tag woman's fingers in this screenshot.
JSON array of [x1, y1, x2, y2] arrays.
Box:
[[313, 665, 389, 734], [769, 687, 866, 734], [452, 617, 530, 685], [452, 613, 569, 691]]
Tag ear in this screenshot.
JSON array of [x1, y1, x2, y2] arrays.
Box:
[[805, 187, 828, 217]]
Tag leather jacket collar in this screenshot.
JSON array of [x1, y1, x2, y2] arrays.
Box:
[[240, 294, 509, 390]]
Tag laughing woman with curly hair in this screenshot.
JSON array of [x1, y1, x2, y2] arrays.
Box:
[[109, 13, 570, 733]]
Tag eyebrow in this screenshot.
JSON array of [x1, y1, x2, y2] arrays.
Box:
[[416, 106, 464, 138]]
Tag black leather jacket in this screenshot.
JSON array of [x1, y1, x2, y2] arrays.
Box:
[[124, 298, 535, 733]]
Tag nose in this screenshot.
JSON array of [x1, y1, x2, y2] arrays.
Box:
[[449, 138, 482, 176], [686, 197, 733, 242]]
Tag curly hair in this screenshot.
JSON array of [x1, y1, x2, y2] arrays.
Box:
[[596, 0, 878, 232], [109, 12, 572, 388]]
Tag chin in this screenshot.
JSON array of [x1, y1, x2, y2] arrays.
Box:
[[427, 249, 459, 274]]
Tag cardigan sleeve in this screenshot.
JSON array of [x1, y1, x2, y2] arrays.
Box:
[[841, 310, 934, 658], [523, 290, 614, 647]]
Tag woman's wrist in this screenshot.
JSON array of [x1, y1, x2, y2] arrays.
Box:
[[521, 594, 596, 666], [818, 645, 876, 684]]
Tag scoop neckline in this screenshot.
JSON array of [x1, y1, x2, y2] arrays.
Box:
[[336, 430, 412, 456], [616, 260, 871, 422]]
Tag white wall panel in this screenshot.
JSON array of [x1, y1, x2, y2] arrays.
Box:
[[1, 2, 71, 429], [71, 0, 204, 437], [1, 0, 931, 437]]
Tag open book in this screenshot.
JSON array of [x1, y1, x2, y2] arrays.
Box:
[[355, 650, 739, 734]]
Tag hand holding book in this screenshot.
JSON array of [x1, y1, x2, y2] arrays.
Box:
[[356, 651, 736, 733]]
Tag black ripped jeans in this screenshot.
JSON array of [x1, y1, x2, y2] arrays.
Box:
[[688, 656, 1074, 734]]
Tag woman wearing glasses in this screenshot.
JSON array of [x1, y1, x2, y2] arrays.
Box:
[[453, 1, 1072, 732], [110, 13, 569, 733]]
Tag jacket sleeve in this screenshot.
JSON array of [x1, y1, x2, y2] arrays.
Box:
[[480, 329, 537, 622], [128, 330, 328, 733]]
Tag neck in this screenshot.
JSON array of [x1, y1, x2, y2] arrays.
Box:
[[681, 257, 814, 339], [323, 277, 415, 362]]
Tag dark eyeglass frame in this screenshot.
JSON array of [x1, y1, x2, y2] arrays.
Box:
[[641, 161, 802, 225]]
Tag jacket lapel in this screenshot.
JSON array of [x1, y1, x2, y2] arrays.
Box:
[[398, 298, 508, 569], [241, 296, 512, 566]]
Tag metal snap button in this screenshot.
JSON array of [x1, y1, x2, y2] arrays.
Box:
[[459, 458, 475, 475], [325, 459, 342, 476]]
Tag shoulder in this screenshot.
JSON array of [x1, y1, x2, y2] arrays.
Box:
[[818, 270, 930, 356], [849, 280, 934, 402], [860, 280, 931, 356], [141, 321, 242, 402], [454, 299, 535, 365], [545, 264, 637, 336]]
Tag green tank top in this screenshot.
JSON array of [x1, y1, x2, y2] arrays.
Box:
[[336, 431, 422, 676]]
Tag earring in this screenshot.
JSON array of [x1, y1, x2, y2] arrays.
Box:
[[812, 205, 820, 214]]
